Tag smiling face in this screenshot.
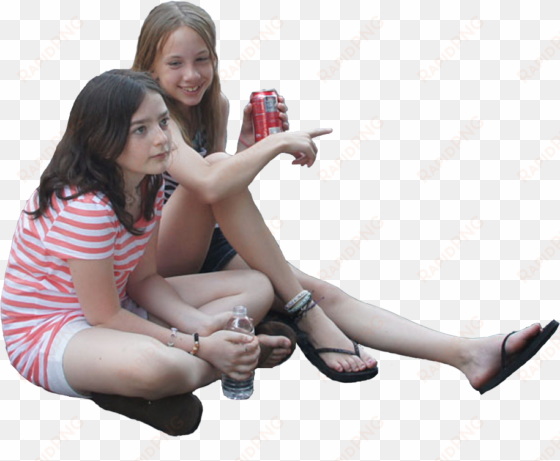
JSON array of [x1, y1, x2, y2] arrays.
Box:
[[151, 25, 215, 108], [116, 91, 172, 192]]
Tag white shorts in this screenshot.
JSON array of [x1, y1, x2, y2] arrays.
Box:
[[47, 297, 149, 399]]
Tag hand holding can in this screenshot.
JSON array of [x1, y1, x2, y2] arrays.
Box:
[[250, 89, 284, 142]]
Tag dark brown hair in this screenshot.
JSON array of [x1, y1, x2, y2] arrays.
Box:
[[132, 1, 223, 152], [24, 69, 168, 236]]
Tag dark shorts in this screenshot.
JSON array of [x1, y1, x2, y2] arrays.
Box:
[[199, 226, 238, 273]]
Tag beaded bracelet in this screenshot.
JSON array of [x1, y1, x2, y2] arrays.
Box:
[[189, 333, 200, 356], [285, 290, 309, 310], [286, 291, 313, 315]]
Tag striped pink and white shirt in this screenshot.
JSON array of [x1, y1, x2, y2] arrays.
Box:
[[1, 181, 164, 393]]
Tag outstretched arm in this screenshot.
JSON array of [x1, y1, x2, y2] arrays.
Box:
[[165, 116, 285, 204], [166, 93, 330, 204]]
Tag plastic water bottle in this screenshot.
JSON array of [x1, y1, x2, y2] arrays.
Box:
[[221, 306, 255, 400]]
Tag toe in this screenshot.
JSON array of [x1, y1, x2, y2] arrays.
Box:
[[347, 357, 358, 372], [505, 324, 542, 357], [352, 356, 366, 371], [347, 359, 357, 372], [340, 359, 352, 373], [258, 334, 292, 349]]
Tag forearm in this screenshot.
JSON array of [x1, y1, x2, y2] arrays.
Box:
[[98, 303, 220, 373], [167, 119, 285, 203], [208, 135, 284, 201], [126, 274, 211, 334], [97, 307, 197, 353]]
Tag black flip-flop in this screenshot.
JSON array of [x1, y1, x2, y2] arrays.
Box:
[[476, 319, 559, 395], [277, 316, 378, 383]]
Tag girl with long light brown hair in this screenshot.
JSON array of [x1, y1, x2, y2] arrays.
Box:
[[132, 1, 557, 394]]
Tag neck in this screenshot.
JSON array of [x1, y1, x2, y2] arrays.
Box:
[[125, 178, 144, 203]]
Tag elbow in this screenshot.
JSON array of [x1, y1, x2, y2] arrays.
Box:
[[91, 310, 118, 328]]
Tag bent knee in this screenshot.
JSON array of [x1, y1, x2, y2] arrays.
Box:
[[240, 270, 274, 300], [250, 270, 274, 292]]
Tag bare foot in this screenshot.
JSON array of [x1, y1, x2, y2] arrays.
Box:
[[296, 305, 378, 373], [461, 323, 543, 391], [257, 334, 293, 368]]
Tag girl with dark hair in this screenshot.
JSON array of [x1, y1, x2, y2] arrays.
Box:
[[1, 69, 304, 434], [132, 1, 557, 392]]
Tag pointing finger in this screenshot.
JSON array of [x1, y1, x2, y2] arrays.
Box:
[[308, 128, 333, 139]]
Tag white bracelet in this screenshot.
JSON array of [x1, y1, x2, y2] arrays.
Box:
[[167, 327, 178, 347]]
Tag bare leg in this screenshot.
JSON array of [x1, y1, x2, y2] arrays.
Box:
[[211, 189, 377, 373], [156, 154, 298, 367], [64, 268, 278, 400], [63, 326, 220, 400], [157, 153, 376, 374], [224, 256, 545, 390]]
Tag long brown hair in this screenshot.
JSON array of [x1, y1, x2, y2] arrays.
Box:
[[132, 1, 223, 153], [24, 70, 168, 236]]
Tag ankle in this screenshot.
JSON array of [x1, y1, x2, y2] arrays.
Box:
[[295, 304, 322, 327], [449, 336, 474, 372]]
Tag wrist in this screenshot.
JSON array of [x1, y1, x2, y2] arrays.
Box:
[[263, 133, 285, 157], [174, 331, 204, 356], [195, 335, 212, 362]]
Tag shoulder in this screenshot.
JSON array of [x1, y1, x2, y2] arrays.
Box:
[[56, 185, 116, 222], [76, 187, 114, 211]]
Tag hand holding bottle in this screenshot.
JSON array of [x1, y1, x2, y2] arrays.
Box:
[[197, 329, 259, 381]]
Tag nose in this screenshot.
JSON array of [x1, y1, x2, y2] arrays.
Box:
[[153, 124, 169, 147], [182, 63, 200, 82]]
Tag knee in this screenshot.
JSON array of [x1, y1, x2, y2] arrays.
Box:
[[247, 270, 274, 304]]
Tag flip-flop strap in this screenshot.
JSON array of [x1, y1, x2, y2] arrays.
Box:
[[501, 331, 517, 371], [314, 341, 360, 358]]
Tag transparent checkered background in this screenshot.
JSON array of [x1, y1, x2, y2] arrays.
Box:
[[1, 0, 560, 459]]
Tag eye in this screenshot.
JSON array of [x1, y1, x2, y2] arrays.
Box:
[[169, 61, 181, 67], [160, 117, 170, 128], [134, 126, 145, 134], [197, 56, 209, 62]]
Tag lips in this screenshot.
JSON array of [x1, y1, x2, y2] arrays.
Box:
[[151, 151, 168, 158], [180, 83, 203, 95]]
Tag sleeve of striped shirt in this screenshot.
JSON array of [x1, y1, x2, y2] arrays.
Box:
[[43, 199, 118, 260]]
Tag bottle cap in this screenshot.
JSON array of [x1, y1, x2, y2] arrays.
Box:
[[233, 305, 247, 316]]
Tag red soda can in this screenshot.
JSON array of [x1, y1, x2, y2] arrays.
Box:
[[250, 89, 283, 142]]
